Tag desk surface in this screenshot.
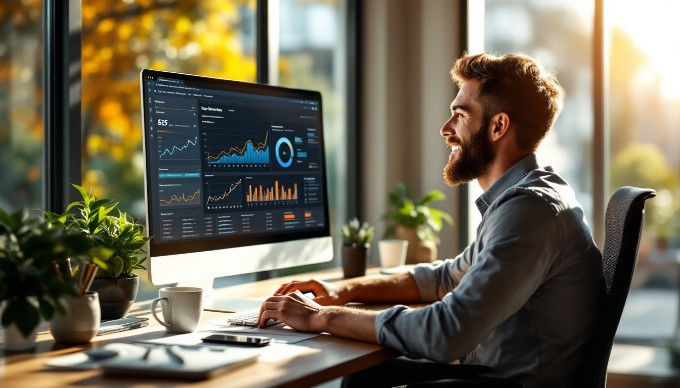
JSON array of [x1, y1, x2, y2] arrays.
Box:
[[1, 268, 399, 388]]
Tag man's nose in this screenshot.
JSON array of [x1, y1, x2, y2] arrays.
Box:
[[440, 118, 454, 137]]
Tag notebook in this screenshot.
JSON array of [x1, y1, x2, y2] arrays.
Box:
[[99, 342, 261, 380], [46, 342, 261, 380]]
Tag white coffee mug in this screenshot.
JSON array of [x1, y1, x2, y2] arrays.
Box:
[[151, 286, 203, 333], [379, 239, 409, 268]]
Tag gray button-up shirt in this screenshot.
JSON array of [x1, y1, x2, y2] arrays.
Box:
[[375, 154, 604, 388]]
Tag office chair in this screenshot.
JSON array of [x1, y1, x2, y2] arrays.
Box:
[[407, 186, 655, 388], [577, 185, 656, 387]]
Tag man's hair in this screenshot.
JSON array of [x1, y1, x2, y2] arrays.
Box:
[[451, 53, 564, 151]]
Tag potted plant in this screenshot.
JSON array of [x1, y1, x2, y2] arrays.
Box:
[[341, 217, 375, 278], [383, 182, 453, 264], [43, 185, 150, 319], [0, 208, 95, 350]]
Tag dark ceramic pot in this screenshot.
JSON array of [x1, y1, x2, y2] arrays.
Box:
[[341, 245, 369, 278], [90, 276, 139, 320]]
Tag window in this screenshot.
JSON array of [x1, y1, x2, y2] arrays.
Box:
[[81, 1, 257, 217], [607, 0, 680, 340], [482, 0, 595, 225], [276, 0, 348, 267], [79, 0, 349, 251], [1, 1, 353, 298], [0, 1, 43, 211], [476, 0, 680, 344]]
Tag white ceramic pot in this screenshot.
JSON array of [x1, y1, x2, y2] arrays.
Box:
[[50, 292, 101, 344], [3, 322, 38, 352]]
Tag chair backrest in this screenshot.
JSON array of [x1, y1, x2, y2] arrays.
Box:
[[581, 186, 656, 387]]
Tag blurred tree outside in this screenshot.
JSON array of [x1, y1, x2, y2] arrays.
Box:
[[611, 143, 680, 242], [608, 20, 680, 246], [81, 0, 256, 218], [0, 1, 43, 211]]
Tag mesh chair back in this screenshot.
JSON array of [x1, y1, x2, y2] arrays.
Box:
[[582, 186, 656, 387]]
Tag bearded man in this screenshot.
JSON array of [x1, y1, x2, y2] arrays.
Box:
[[257, 53, 604, 388]]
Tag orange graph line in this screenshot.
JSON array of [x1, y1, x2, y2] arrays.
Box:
[[160, 188, 200, 205], [206, 132, 268, 162]]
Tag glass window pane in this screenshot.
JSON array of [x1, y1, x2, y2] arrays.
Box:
[[276, 0, 347, 269], [0, 1, 44, 211], [483, 0, 595, 226], [81, 1, 256, 218], [607, 0, 680, 340]]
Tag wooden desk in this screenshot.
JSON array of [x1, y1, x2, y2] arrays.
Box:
[[0, 268, 399, 387]]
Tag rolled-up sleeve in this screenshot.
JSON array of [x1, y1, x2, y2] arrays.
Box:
[[375, 190, 561, 363]]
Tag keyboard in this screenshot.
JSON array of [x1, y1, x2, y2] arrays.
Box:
[[226, 308, 280, 327]]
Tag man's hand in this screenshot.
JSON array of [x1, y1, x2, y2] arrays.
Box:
[[258, 290, 380, 343], [274, 279, 348, 305], [258, 290, 324, 331]]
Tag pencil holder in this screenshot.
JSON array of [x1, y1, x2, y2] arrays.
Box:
[[50, 291, 101, 344]]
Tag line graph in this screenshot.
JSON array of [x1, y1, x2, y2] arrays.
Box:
[[159, 136, 198, 158], [159, 184, 201, 207], [205, 131, 270, 165], [206, 178, 243, 208]]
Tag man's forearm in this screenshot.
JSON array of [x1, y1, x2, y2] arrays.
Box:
[[342, 271, 421, 304], [318, 306, 381, 343]]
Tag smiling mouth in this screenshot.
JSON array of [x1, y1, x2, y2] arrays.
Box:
[[447, 144, 460, 160]]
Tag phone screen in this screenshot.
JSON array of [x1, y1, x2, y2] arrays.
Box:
[[201, 334, 271, 346]]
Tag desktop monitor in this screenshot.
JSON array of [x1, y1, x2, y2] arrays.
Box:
[[140, 69, 333, 309]]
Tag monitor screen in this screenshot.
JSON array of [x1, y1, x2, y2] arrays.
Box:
[[140, 69, 333, 293]]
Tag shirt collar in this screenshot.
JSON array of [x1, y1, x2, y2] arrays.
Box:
[[474, 154, 540, 216]]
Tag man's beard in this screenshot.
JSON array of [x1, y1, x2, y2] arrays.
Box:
[[443, 122, 494, 187]]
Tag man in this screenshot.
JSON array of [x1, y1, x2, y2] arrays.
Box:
[[257, 53, 604, 387]]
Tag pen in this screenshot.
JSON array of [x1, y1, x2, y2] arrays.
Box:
[[165, 346, 185, 364], [97, 320, 149, 336], [139, 344, 185, 364]]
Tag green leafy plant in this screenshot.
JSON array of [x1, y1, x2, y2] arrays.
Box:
[[383, 182, 453, 244], [43, 184, 150, 279], [0, 208, 95, 337], [342, 217, 375, 247]]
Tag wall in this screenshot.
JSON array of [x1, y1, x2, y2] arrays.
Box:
[[361, 0, 463, 264]]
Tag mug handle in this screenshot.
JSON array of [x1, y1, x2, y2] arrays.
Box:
[[151, 297, 171, 328]]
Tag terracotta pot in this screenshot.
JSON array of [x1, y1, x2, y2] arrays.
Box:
[[90, 276, 139, 320], [394, 225, 437, 264], [341, 245, 369, 278]]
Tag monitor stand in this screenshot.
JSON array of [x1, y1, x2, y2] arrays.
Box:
[[177, 278, 264, 313]]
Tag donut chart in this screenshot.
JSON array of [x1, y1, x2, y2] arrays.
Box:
[[275, 137, 294, 168]]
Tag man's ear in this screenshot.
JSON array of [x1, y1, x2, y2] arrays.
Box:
[[490, 112, 510, 141]]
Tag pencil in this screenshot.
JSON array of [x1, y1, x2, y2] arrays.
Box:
[[80, 263, 94, 294], [52, 262, 63, 281], [82, 264, 98, 294], [66, 258, 73, 278]]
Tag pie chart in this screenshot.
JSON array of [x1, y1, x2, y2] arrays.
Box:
[[275, 137, 294, 168]]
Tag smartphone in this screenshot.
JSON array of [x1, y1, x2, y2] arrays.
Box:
[[201, 333, 271, 347]]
